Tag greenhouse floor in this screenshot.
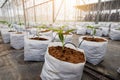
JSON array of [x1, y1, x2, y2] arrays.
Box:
[[0, 34, 120, 80]]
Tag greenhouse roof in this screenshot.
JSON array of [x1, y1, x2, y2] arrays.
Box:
[[75, 0, 120, 11]]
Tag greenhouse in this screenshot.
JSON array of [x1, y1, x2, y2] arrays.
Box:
[[0, 0, 120, 80]]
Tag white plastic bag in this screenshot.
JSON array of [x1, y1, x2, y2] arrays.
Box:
[[1, 29, 10, 43], [86, 28, 92, 34], [24, 35, 52, 61], [90, 29, 103, 37], [40, 42, 86, 80], [109, 29, 120, 40], [76, 27, 86, 35], [10, 32, 25, 49], [100, 27, 109, 36], [40, 30, 53, 38], [79, 36, 108, 65], [95, 29, 103, 37]]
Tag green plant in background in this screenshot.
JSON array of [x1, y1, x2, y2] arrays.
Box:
[[16, 22, 24, 32], [87, 25, 97, 36], [50, 26, 75, 51], [0, 20, 8, 24], [8, 23, 13, 31], [18, 22, 24, 26], [35, 24, 47, 38]]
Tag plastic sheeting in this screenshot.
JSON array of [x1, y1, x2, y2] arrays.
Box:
[[10, 32, 25, 49], [40, 42, 86, 80], [79, 36, 108, 65], [109, 29, 120, 40], [24, 35, 52, 61]]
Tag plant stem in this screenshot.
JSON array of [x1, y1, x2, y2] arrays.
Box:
[[62, 42, 64, 53]]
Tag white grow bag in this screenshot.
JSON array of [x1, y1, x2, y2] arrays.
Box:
[[100, 27, 109, 36], [79, 36, 108, 65], [24, 35, 52, 61], [40, 42, 86, 80], [40, 30, 53, 38], [90, 29, 103, 37], [109, 29, 120, 40], [1, 29, 12, 43], [76, 27, 87, 35], [10, 32, 25, 49], [86, 28, 92, 34], [53, 32, 73, 42]]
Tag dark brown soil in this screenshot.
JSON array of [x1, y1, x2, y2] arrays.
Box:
[[49, 46, 85, 64], [83, 37, 106, 42], [41, 30, 50, 33], [16, 32, 22, 34], [8, 30, 15, 32], [30, 37, 48, 41], [63, 33, 71, 35]]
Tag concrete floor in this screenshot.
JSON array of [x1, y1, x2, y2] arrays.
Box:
[[0, 34, 120, 80]]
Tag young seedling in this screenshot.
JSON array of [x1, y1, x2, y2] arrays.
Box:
[[86, 25, 101, 39], [0, 20, 8, 24], [87, 25, 97, 36], [17, 22, 24, 33], [50, 26, 75, 51], [35, 24, 47, 38], [8, 23, 13, 31]]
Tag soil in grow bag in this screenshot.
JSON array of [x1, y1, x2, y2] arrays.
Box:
[[16, 32, 22, 34], [8, 30, 15, 32], [83, 37, 106, 42], [41, 30, 50, 33], [30, 37, 48, 41], [63, 33, 71, 35], [49, 46, 85, 64]]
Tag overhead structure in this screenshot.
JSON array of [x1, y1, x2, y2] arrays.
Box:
[[74, 0, 120, 22]]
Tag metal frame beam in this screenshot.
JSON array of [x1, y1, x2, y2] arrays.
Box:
[[0, 0, 8, 8]]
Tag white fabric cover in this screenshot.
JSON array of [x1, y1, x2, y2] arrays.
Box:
[[86, 28, 92, 34], [40, 30, 53, 38], [10, 32, 25, 49], [24, 35, 52, 61], [100, 27, 109, 36], [109, 29, 120, 40], [76, 27, 86, 35], [40, 42, 86, 80], [90, 29, 103, 37], [79, 36, 108, 65], [14, 25, 25, 32], [1, 29, 10, 43], [53, 32, 73, 42], [95, 29, 103, 37], [29, 28, 37, 35]]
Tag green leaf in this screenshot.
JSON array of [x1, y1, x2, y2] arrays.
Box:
[[87, 25, 94, 29], [65, 29, 75, 34], [58, 32, 64, 43], [18, 22, 24, 25], [93, 29, 96, 35]]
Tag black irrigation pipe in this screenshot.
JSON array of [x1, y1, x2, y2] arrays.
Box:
[[84, 64, 118, 80]]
